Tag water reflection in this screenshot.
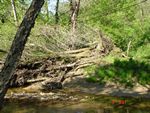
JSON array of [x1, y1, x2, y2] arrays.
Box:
[[1, 101, 150, 113]]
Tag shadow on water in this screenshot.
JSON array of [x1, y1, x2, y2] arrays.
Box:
[[1, 100, 150, 113]]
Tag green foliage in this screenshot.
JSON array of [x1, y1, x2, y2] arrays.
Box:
[[59, 13, 70, 26], [86, 59, 150, 87], [79, 0, 150, 51], [0, 0, 149, 91], [0, 0, 10, 22], [0, 22, 16, 50], [0, 0, 28, 23], [131, 43, 150, 62]]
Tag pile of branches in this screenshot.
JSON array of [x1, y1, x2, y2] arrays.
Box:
[[0, 36, 115, 90]]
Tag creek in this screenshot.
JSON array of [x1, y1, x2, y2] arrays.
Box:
[[1, 90, 150, 113]]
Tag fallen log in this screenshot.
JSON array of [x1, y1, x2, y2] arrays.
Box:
[[74, 63, 94, 71], [27, 78, 46, 84], [64, 47, 94, 54], [46, 62, 76, 71], [8, 41, 116, 89]]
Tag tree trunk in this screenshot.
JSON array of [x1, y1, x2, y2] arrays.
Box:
[[0, 0, 44, 109], [69, 0, 80, 49], [11, 0, 18, 25], [70, 0, 80, 32], [55, 0, 59, 24], [45, 0, 49, 20]]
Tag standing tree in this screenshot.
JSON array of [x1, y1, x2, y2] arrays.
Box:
[[70, 0, 80, 32], [11, 0, 18, 25], [0, 0, 44, 109], [55, 0, 60, 24], [45, 0, 49, 20], [69, 0, 80, 49]]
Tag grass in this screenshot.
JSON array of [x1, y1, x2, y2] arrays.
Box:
[[131, 44, 150, 62], [86, 58, 150, 87]]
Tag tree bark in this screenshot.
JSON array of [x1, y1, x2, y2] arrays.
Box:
[[45, 0, 49, 20], [55, 0, 59, 24], [11, 0, 18, 25], [0, 0, 44, 109], [126, 40, 132, 57], [70, 0, 80, 32]]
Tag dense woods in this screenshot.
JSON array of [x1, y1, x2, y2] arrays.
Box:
[[0, 0, 150, 112]]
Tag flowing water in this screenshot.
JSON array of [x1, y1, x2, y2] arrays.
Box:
[[1, 95, 150, 113]]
